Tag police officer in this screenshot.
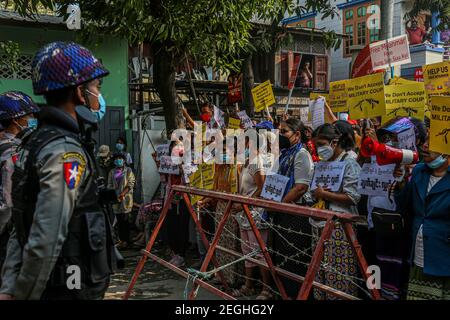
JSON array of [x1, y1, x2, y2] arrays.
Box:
[[0, 92, 39, 279], [0, 42, 116, 300]]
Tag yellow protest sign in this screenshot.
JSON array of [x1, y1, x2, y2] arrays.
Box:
[[347, 73, 386, 119], [423, 61, 450, 99], [389, 76, 417, 86], [200, 163, 215, 190], [252, 80, 276, 112], [429, 96, 450, 155], [329, 80, 348, 112], [189, 170, 203, 205], [228, 117, 241, 129], [229, 165, 238, 194], [383, 82, 426, 123]]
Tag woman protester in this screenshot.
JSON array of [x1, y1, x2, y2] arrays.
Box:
[[396, 138, 450, 300], [108, 152, 136, 249], [311, 123, 361, 299], [232, 130, 275, 300], [272, 118, 314, 298]]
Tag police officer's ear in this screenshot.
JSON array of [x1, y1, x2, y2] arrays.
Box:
[[75, 85, 87, 106]]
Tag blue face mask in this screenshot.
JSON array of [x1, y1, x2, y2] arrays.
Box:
[[114, 158, 124, 167], [86, 90, 106, 121], [116, 143, 124, 151], [27, 118, 38, 130], [426, 155, 447, 169]]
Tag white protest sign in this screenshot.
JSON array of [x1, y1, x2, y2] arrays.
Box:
[[182, 163, 198, 183], [261, 173, 290, 202], [397, 127, 417, 151], [310, 97, 325, 130], [369, 34, 411, 71], [237, 110, 254, 129], [213, 105, 225, 128], [156, 144, 169, 161], [357, 163, 396, 196], [158, 155, 180, 175], [310, 161, 346, 192]]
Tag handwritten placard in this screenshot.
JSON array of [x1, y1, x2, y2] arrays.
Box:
[[310, 97, 325, 130], [237, 110, 254, 129], [310, 161, 346, 192], [158, 155, 180, 175], [156, 144, 169, 161], [261, 173, 290, 202], [357, 163, 396, 196], [213, 105, 225, 128], [228, 117, 241, 129], [397, 127, 417, 151]]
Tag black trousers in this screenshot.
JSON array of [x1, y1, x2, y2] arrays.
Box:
[[166, 200, 190, 257], [115, 213, 130, 243]]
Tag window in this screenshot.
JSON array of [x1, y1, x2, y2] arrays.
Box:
[[345, 9, 353, 20], [370, 28, 380, 42], [341, 0, 380, 57], [357, 6, 366, 17], [357, 21, 366, 45], [345, 25, 353, 55]]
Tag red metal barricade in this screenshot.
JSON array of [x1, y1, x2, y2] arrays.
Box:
[[123, 185, 381, 300]]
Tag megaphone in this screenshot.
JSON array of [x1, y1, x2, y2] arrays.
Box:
[[360, 137, 419, 166]]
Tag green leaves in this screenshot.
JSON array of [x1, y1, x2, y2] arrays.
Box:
[[0, 40, 20, 73]]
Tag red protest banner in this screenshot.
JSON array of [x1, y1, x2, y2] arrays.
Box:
[[227, 73, 243, 104]]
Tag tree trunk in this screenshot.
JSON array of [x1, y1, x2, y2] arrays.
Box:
[[242, 55, 255, 117], [153, 42, 184, 132]]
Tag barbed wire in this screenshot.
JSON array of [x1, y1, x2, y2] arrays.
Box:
[[188, 205, 373, 299]]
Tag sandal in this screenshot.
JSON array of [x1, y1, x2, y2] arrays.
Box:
[[231, 285, 256, 297], [256, 289, 273, 300]]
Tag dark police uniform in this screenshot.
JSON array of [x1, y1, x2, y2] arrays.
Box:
[[0, 106, 115, 299]]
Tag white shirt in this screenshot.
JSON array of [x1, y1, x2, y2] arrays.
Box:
[[414, 175, 443, 268]]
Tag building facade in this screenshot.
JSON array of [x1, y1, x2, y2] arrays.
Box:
[[288, 0, 445, 81]]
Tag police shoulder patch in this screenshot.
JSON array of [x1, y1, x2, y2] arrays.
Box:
[[62, 152, 86, 190]]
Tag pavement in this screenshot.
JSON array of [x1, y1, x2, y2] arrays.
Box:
[[105, 243, 222, 300]]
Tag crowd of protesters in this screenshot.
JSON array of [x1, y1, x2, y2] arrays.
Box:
[[149, 100, 449, 301]]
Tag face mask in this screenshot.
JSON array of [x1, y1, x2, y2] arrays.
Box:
[[279, 134, 291, 151], [426, 155, 447, 169], [114, 158, 124, 167], [27, 118, 38, 130], [200, 113, 211, 123], [317, 145, 334, 161], [86, 89, 106, 121], [116, 143, 124, 151]]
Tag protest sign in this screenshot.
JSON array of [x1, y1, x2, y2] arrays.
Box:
[[261, 173, 290, 202], [182, 163, 198, 183], [347, 73, 386, 119], [200, 163, 215, 190], [237, 110, 254, 129], [329, 80, 348, 112], [423, 61, 450, 100], [429, 96, 450, 154], [369, 35, 411, 71], [382, 117, 414, 134], [227, 73, 243, 104], [383, 82, 426, 123], [310, 161, 346, 192], [252, 80, 276, 112], [228, 117, 241, 129], [357, 163, 396, 197], [189, 169, 203, 205], [397, 127, 417, 151], [213, 105, 225, 128], [310, 97, 325, 130], [158, 155, 180, 175], [156, 144, 170, 161], [310, 92, 329, 101]]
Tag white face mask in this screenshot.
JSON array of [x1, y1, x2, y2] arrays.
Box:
[[317, 144, 334, 161]]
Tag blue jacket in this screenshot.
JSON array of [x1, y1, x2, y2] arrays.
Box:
[[398, 163, 450, 276]]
